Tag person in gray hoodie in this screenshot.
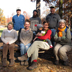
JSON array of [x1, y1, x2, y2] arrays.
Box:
[[54, 19, 72, 66], [30, 10, 41, 36]]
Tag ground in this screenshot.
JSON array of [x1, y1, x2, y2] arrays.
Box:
[[0, 42, 72, 72]]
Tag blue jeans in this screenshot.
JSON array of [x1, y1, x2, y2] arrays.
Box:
[[20, 43, 31, 61], [20, 43, 31, 56], [51, 29, 56, 46]]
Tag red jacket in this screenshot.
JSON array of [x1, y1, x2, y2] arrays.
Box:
[[38, 29, 52, 40]]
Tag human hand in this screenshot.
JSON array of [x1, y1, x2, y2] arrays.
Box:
[[36, 33, 42, 36]]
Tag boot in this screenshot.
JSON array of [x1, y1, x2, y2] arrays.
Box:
[[24, 60, 28, 66], [20, 61, 24, 66], [63, 60, 69, 66], [54, 60, 59, 65], [28, 62, 37, 70], [9, 59, 14, 66], [3, 58, 7, 67], [18, 54, 28, 61]]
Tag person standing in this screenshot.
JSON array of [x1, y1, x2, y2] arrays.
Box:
[[12, 8, 25, 31], [30, 10, 41, 36], [46, 6, 60, 46]]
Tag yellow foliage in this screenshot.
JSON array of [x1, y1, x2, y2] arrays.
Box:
[[0, 8, 6, 25]]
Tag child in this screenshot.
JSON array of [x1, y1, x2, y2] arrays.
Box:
[[34, 24, 53, 48]]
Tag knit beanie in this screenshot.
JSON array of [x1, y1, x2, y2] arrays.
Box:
[[35, 24, 43, 29]]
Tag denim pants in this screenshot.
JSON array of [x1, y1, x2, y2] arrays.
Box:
[[20, 43, 31, 55], [51, 29, 56, 46], [20, 43, 31, 61]]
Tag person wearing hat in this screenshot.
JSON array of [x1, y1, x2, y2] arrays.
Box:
[[46, 6, 60, 46], [12, 8, 25, 31], [30, 10, 41, 37], [54, 19, 72, 65], [1, 22, 17, 67]]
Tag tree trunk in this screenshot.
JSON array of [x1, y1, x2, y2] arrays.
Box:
[[59, 0, 63, 18], [36, 0, 41, 17]]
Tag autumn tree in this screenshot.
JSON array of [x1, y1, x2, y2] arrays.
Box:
[[0, 8, 6, 25]]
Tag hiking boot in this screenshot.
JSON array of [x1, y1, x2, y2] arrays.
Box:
[[9, 59, 14, 67], [24, 60, 28, 66], [55, 60, 59, 65], [63, 60, 69, 66], [18, 54, 28, 61], [20, 61, 24, 66], [28, 62, 37, 70], [3, 58, 7, 67]]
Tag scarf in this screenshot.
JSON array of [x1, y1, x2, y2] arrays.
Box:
[[58, 26, 66, 37]]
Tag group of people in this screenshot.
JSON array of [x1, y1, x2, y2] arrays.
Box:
[[1, 6, 72, 70]]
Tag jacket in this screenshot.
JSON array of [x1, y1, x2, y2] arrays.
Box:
[[54, 28, 72, 46], [12, 14, 25, 31]]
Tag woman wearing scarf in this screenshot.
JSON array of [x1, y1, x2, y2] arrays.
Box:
[[54, 19, 72, 66], [1, 22, 17, 67]]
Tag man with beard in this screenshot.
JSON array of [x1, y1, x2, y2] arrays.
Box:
[[30, 10, 41, 36]]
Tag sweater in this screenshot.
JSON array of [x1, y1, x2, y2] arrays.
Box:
[[38, 29, 52, 40], [12, 14, 25, 31], [30, 17, 41, 31], [20, 28, 33, 45], [1, 29, 17, 44], [54, 28, 72, 45]]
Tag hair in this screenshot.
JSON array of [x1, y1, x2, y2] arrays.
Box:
[[43, 20, 49, 26], [33, 10, 39, 17], [25, 19, 30, 24], [7, 22, 13, 27], [59, 19, 66, 25]]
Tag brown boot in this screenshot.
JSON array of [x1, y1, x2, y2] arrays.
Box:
[[18, 54, 28, 61], [28, 62, 37, 70], [24, 60, 28, 66], [3, 58, 7, 67], [9, 59, 14, 67]]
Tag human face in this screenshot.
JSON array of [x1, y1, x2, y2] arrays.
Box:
[[43, 23, 49, 30], [50, 8, 55, 14], [33, 11, 37, 16], [24, 22, 30, 29], [39, 27, 43, 30], [8, 24, 13, 30], [17, 10, 21, 15], [59, 22, 65, 29]]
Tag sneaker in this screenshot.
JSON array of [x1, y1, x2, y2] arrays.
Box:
[[18, 54, 28, 61]]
